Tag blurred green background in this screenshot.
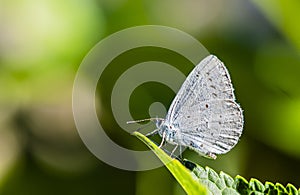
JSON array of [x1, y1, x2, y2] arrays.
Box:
[[1, 0, 300, 194]]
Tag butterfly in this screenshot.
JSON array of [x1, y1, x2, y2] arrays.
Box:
[[128, 55, 244, 159]]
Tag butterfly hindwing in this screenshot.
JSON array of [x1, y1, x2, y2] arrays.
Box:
[[175, 99, 243, 155]]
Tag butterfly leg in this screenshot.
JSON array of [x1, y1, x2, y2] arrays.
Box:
[[158, 131, 166, 148], [179, 145, 183, 159], [170, 144, 178, 158], [145, 129, 158, 137]]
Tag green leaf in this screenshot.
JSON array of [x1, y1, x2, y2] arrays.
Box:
[[133, 131, 300, 195], [132, 131, 207, 195], [184, 159, 300, 195]]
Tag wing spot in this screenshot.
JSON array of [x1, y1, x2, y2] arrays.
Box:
[[190, 141, 195, 147], [205, 104, 209, 108], [210, 85, 216, 89]]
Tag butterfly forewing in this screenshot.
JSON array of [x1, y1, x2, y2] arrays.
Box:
[[167, 55, 235, 123]]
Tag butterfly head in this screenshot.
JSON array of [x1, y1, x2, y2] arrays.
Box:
[[156, 121, 178, 145]]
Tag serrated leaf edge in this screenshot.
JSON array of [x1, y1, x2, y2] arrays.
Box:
[[184, 159, 299, 195]]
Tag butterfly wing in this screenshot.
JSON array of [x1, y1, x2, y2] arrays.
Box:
[[176, 99, 243, 156], [166, 55, 243, 156]]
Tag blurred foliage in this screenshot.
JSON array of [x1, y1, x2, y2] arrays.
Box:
[[252, 0, 300, 52], [0, 0, 300, 195]]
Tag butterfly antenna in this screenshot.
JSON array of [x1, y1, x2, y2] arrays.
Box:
[[127, 118, 163, 135], [126, 118, 164, 124]]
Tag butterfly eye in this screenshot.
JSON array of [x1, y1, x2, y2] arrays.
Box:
[[156, 119, 163, 128]]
